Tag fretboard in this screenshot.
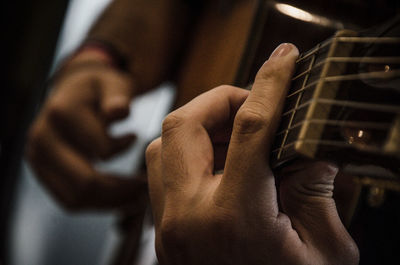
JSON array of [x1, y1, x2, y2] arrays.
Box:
[[270, 30, 400, 170]]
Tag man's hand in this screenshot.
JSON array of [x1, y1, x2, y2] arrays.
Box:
[[145, 43, 359, 265], [27, 50, 147, 211]]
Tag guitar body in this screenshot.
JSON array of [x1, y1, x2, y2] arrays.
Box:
[[175, 0, 259, 107]]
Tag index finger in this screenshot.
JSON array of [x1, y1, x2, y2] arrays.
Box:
[[161, 86, 249, 192], [222, 43, 299, 211]]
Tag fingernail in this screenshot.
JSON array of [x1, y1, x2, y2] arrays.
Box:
[[269, 43, 295, 58]]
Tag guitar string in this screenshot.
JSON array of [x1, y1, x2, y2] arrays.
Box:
[[296, 42, 325, 63], [294, 36, 400, 73], [271, 97, 400, 154], [271, 139, 386, 156], [286, 69, 400, 99], [281, 97, 400, 119], [323, 69, 400, 82], [292, 56, 400, 81], [270, 36, 400, 160], [292, 35, 400, 83], [295, 36, 400, 65], [271, 70, 400, 158], [274, 119, 392, 137], [249, 38, 400, 95], [322, 57, 400, 63], [277, 53, 317, 159]]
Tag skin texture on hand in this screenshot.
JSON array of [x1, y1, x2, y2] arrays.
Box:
[[145, 43, 359, 265], [27, 52, 147, 211]]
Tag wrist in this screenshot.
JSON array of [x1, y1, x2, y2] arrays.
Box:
[[51, 41, 129, 85], [66, 42, 119, 68], [69, 45, 114, 65]]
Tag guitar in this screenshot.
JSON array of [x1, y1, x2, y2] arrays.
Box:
[[175, 0, 400, 179]]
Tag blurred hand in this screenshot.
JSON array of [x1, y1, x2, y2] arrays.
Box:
[[27, 48, 147, 211], [146, 43, 359, 265]]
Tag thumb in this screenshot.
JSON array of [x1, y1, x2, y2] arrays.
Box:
[[100, 70, 134, 122], [279, 161, 356, 255], [279, 160, 338, 215]]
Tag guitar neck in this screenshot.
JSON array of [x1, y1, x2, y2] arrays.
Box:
[[269, 30, 400, 179]]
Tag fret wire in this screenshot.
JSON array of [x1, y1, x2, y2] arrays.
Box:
[[275, 119, 392, 136], [292, 60, 321, 81], [287, 80, 319, 98], [278, 51, 317, 160], [296, 40, 330, 63], [282, 98, 312, 116], [273, 35, 400, 163], [247, 52, 399, 161], [272, 139, 385, 155], [292, 67, 311, 80]]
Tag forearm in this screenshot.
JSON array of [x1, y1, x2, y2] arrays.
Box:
[[87, 0, 193, 91]]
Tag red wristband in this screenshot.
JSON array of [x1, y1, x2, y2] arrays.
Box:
[[65, 42, 115, 68], [76, 40, 128, 71]]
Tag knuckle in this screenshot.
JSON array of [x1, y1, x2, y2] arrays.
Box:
[[46, 97, 69, 120], [160, 217, 185, 246], [234, 106, 267, 135], [161, 112, 184, 135], [145, 138, 161, 164], [256, 60, 285, 82], [214, 84, 237, 93]]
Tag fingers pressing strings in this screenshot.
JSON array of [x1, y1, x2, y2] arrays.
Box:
[[160, 86, 249, 194], [221, 43, 299, 215]]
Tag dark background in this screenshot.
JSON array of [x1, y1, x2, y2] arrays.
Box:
[[1, 0, 399, 264], [1, 1, 69, 262]]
